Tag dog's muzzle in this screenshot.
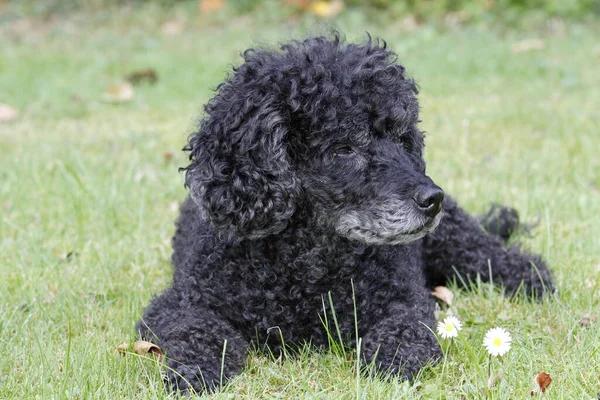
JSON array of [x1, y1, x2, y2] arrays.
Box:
[[334, 196, 443, 245]]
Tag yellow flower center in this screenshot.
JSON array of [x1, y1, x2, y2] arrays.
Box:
[[445, 324, 454, 331], [493, 337, 502, 347]]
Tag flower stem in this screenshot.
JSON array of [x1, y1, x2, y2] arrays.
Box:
[[441, 340, 450, 377]]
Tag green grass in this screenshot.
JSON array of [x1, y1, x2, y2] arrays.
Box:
[[1, 4, 599, 399]]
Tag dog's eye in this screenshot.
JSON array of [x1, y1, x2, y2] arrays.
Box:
[[334, 146, 355, 156], [397, 136, 413, 153]]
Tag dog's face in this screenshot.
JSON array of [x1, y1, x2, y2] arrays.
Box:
[[185, 35, 443, 243], [284, 43, 443, 244], [295, 129, 443, 245]]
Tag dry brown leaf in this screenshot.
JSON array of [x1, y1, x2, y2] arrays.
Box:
[[59, 251, 77, 262], [126, 69, 158, 86], [512, 39, 545, 53], [199, 0, 225, 14], [307, 0, 344, 18], [161, 20, 184, 36], [0, 103, 19, 122], [432, 286, 454, 305], [116, 343, 129, 355], [397, 15, 419, 32], [487, 373, 501, 389], [70, 94, 85, 105], [286, 0, 310, 8], [102, 82, 134, 103], [134, 340, 163, 362], [444, 11, 468, 29], [530, 372, 552, 395], [43, 289, 58, 304], [3, 200, 13, 211], [163, 151, 174, 162], [579, 315, 597, 326], [169, 200, 180, 214]]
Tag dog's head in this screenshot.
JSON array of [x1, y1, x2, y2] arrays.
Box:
[[184, 33, 443, 244]]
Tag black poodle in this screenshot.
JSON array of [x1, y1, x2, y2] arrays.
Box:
[[138, 33, 554, 393]]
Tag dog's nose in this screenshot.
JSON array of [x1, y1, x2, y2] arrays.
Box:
[[413, 185, 444, 217]]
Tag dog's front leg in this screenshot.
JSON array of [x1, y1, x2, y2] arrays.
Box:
[[422, 195, 555, 298], [361, 299, 441, 380], [136, 288, 248, 395]]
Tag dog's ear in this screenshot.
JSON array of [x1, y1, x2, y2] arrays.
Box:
[[183, 59, 300, 239]]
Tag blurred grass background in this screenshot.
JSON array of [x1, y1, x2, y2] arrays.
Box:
[[1, 0, 599, 398], [8, 0, 600, 22]]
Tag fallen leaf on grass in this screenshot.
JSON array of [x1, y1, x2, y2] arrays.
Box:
[[487, 373, 501, 389], [512, 39, 545, 53], [444, 11, 469, 29], [43, 290, 58, 304], [578, 315, 597, 326], [161, 19, 184, 36], [163, 151, 174, 162], [134, 341, 163, 362], [116, 343, 129, 354], [169, 200, 180, 214], [102, 82, 134, 103], [432, 286, 454, 305], [397, 15, 419, 32], [59, 251, 78, 262], [307, 0, 344, 18], [286, 0, 310, 8], [0, 103, 19, 122], [126, 69, 158, 86], [199, 0, 225, 14], [530, 372, 552, 395]]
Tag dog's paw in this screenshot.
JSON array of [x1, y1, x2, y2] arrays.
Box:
[[165, 362, 220, 396], [362, 332, 442, 381], [503, 251, 555, 301]]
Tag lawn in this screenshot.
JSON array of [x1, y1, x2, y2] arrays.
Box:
[[1, 3, 599, 398]]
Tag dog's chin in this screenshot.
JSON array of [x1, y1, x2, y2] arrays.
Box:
[[337, 213, 442, 246]]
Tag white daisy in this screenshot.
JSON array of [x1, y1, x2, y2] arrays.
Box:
[[483, 327, 512, 357], [436, 316, 462, 339]]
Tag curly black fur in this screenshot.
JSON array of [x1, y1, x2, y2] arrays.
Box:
[[479, 203, 539, 242], [137, 33, 554, 394]]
